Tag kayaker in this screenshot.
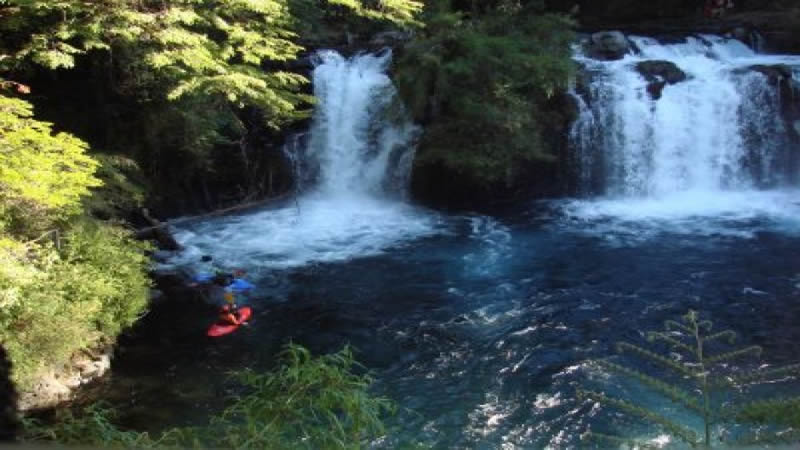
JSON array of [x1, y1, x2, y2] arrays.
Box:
[[219, 292, 241, 325]]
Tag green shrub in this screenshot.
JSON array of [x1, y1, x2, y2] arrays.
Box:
[[23, 344, 395, 449], [395, 0, 574, 185], [0, 221, 151, 389]]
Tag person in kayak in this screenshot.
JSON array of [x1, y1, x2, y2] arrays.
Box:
[[219, 291, 242, 325], [191, 255, 247, 288]]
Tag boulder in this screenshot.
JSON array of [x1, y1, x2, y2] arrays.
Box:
[[585, 31, 631, 60], [646, 80, 668, 100], [635, 60, 688, 84], [18, 347, 113, 411], [745, 64, 793, 83]]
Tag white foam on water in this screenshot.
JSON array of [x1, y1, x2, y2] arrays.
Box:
[[170, 194, 442, 270], [568, 35, 800, 236], [166, 50, 443, 270], [558, 189, 800, 240]]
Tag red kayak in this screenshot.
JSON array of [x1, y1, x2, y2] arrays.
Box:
[[207, 306, 252, 337]]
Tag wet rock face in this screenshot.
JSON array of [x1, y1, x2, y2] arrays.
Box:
[[636, 60, 689, 84], [17, 348, 113, 411], [635, 60, 688, 100], [745, 64, 793, 83], [584, 31, 631, 60]]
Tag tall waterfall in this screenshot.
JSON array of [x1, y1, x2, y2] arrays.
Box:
[[297, 50, 418, 198], [168, 51, 437, 270], [571, 35, 800, 198]]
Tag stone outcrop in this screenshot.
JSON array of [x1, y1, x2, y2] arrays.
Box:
[[18, 347, 112, 411], [745, 64, 794, 83], [584, 31, 631, 60], [635, 60, 689, 100], [636, 60, 688, 84]]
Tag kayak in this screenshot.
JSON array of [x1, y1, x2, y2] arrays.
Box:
[[207, 306, 252, 337]]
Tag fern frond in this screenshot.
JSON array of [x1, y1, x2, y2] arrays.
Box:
[[704, 346, 762, 365], [697, 320, 713, 331], [732, 363, 800, 385], [647, 331, 697, 356], [616, 342, 696, 377], [593, 359, 702, 414], [727, 396, 800, 423], [730, 427, 800, 446], [664, 320, 692, 334], [582, 431, 662, 449], [702, 330, 737, 345], [578, 390, 701, 447]]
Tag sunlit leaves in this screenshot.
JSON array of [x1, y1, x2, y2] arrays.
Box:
[[1, 0, 422, 127], [394, 0, 574, 184], [0, 95, 101, 229]]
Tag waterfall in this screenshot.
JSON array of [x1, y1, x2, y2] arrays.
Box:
[[167, 50, 438, 270], [571, 35, 800, 198], [295, 50, 418, 199]]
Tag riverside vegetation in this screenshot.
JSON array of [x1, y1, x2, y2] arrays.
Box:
[[22, 344, 394, 449], [396, 0, 575, 191], [0, 0, 423, 442], [580, 310, 800, 448]]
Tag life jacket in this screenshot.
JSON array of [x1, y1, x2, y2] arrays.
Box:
[[219, 304, 240, 325]]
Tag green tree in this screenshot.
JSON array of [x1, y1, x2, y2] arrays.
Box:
[[0, 92, 150, 389], [1, 0, 424, 211], [395, 0, 574, 186], [0, 94, 101, 234], [579, 310, 800, 448]]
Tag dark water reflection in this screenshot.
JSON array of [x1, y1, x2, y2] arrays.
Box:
[[100, 201, 800, 448]]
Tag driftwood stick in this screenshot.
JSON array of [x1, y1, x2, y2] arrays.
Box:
[[135, 192, 294, 235]]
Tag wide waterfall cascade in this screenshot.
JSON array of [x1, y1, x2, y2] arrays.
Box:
[[167, 50, 439, 270], [565, 35, 800, 231], [571, 35, 800, 198]]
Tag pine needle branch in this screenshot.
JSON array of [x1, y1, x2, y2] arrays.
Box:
[[703, 346, 762, 365], [725, 396, 800, 423], [730, 427, 800, 447], [647, 331, 697, 356], [616, 342, 697, 377], [702, 330, 737, 346], [696, 320, 713, 332], [731, 363, 800, 385], [664, 320, 692, 334], [593, 359, 703, 414], [582, 431, 661, 449], [578, 390, 701, 447]]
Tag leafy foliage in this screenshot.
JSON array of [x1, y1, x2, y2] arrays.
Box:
[[1, 0, 312, 128], [21, 402, 158, 448], [23, 344, 395, 449], [0, 93, 150, 389], [0, 94, 100, 234], [162, 344, 395, 449], [579, 310, 800, 448], [0, 221, 151, 388], [395, 0, 574, 185], [1, 0, 424, 211]]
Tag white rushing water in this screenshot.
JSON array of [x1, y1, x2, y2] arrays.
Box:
[[568, 34, 800, 230], [169, 51, 440, 270]]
